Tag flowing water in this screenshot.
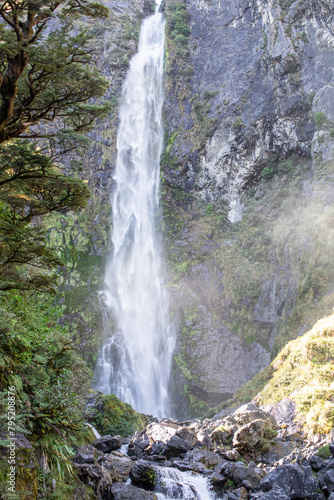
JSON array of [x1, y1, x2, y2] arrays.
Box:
[[94, 4, 175, 417], [154, 467, 214, 500]]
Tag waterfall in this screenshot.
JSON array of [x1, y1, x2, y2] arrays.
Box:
[[95, 4, 175, 417], [154, 467, 214, 500]]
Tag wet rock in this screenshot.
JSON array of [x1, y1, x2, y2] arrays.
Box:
[[164, 435, 192, 459], [129, 461, 157, 490], [92, 435, 122, 454], [260, 464, 318, 498], [107, 482, 157, 499]]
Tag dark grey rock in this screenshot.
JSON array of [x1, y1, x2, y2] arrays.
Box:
[[107, 482, 156, 499], [164, 435, 192, 459], [92, 435, 122, 454], [260, 464, 318, 498], [309, 453, 324, 472], [232, 465, 262, 490], [129, 461, 157, 490]]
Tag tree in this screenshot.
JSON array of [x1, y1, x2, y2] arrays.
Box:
[[0, 0, 110, 151], [0, 141, 90, 292], [0, 0, 111, 292]]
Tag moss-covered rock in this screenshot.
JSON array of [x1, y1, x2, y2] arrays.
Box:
[[87, 392, 149, 437]]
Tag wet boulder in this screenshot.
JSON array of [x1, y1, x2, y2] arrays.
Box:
[[92, 435, 122, 453], [129, 461, 158, 490]]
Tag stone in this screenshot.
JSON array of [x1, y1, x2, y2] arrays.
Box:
[[129, 461, 157, 490], [185, 449, 220, 469], [175, 427, 198, 448], [232, 465, 262, 490], [104, 452, 134, 482], [209, 471, 226, 490], [145, 422, 177, 444], [92, 435, 122, 454], [233, 419, 269, 450], [261, 440, 295, 465], [260, 464, 318, 498], [164, 435, 192, 459], [220, 449, 242, 462], [107, 482, 157, 499], [73, 444, 103, 465], [329, 443, 334, 457], [257, 488, 290, 500], [233, 404, 278, 429], [309, 453, 324, 472]]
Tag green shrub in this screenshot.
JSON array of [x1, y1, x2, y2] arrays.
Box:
[[316, 445, 331, 460], [315, 111, 326, 129], [262, 166, 275, 179]]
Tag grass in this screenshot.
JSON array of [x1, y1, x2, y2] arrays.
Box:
[[254, 314, 334, 435]]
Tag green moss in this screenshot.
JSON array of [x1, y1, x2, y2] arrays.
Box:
[[315, 111, 326, 129], [91, 394, 148, 437], [316, 445, 331, 459]]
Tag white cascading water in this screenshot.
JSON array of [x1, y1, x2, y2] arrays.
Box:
[[154, 468, 214, 500], [94, 3, 175, 417]]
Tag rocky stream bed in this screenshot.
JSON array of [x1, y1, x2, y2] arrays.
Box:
[[73, 402, 334, 499]]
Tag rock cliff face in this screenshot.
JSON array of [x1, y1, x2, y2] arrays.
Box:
[[162, 0, 334, 417], [50, 0, 334, 418]]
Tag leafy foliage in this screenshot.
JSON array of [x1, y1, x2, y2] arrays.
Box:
[[0, 291, 93, 438], [0, 0, 110, 150], [0, 141, 90, 292]]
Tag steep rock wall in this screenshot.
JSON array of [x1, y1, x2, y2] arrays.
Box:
[[163, 0, 334, 417]]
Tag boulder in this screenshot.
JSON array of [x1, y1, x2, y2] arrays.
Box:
[[261, 440, 295, 465], [257, 487, 291, 499], [107, 482, 157, 499], [233, 419, 269, 450], [73, 444, 103, 465], [175, 427, 198, 448], [104, 452, 134, 482], [260, 464, 318, 499], [129, 461, 157, 490], [330, 443, 334, 457], [223, 486, 248, 499], [309, 453, 324, 472], [145, 422, 177, 444], [220, 449, 242, 462], [319, 467, 334, 495], [185, 449, 220, 469], [232, 465, 262, 490], [92, 435, 122, 453], [164, 435, 192, 459], [233, 404, 278, 429]]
